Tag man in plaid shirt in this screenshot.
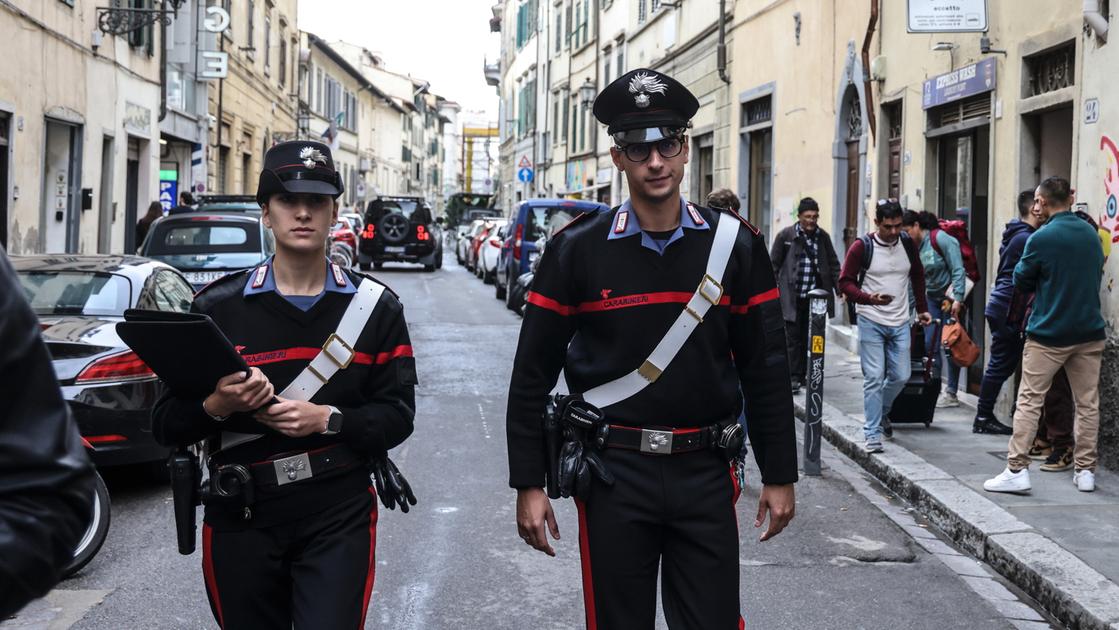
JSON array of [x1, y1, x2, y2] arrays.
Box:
[[770, 198, 841, 390]]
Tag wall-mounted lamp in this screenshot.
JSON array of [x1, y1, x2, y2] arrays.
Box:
[[931, 42, 958, 51], [980, 36, 1008, 56], [579, 77, 596, 108]]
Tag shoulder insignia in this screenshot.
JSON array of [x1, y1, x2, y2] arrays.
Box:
[[686, 203, 705, 226], [614, 210, 630, 234], [330, 262, 347, 287], [552, 211, 593, 237], [721, 207, 761, 236], [251, 264, 269, 289]]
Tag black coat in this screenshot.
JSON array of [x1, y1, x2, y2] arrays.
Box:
[[0, 252, 95, 617], [769, 224, 840, 321]]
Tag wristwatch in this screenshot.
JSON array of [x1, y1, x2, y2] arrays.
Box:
[[322, 405, 343, 436], [202, 399, 229, 423]]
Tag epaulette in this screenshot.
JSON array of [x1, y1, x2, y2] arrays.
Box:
[[552, 211, 594, 236], [719, 206, 762, 236], [348, 269, 400, 300]]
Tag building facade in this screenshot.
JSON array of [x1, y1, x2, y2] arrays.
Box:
[[1, 0, 165, 255]]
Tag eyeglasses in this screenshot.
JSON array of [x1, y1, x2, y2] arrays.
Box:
[[618, 137, 684, 163]]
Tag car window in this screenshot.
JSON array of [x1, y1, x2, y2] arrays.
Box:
[[155, 271, 194, 312], [17, 271, 133, 316], [524, 206, 579, 241], [148, 222, 258, 254], [367, 199, 429, 223]]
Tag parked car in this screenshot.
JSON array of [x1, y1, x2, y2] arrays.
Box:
[[456, 219, 487, 266], [476, 220, 508, 284], [358, 195, 442, 271], [466, 220, 498, 273], [195, 194, 261, 215], [495, 199, 609, 300], [506, 236, 548, 314], [139, 212, 275, 291], [12, 254, 193, 469]]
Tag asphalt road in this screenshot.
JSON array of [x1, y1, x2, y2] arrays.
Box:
[[3, 252, 1057, 629]]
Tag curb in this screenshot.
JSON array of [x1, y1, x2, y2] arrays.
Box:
[[794, 397, 1119, 630]]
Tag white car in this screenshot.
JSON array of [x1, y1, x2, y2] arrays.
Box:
[[476, 220, 508, 284], [456, 219, 487, 269]]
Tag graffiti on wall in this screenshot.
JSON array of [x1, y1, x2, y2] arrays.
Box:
[[1100, 135, 1119, 244]]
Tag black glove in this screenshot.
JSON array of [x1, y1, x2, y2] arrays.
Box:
[[372, 457, 417, 513], [558, 440, 583, 499]]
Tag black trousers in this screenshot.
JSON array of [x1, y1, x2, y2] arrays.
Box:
[[201, 488, 378, 630], [785, 297, 811, 382], [576, 447, 743, 630]]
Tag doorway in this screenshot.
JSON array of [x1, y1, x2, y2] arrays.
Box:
[[124, 137, 141, 253], [98, 136, 115, 253], [1021, 106, 1074, 185], [936, 126, 990, 392], [42, 119, 83, 253], [748, 129, 773, 239]]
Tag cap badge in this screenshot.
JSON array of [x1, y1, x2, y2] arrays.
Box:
[[299, 146, 327, 169], [628, 72, 667, 109]]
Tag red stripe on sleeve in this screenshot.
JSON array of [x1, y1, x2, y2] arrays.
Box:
[[373, 344, 413, 365], [575, 291, 731, 314], [729, 287, 781, 314], [241, 347, 376, 367], [525, 291, 574, 315]]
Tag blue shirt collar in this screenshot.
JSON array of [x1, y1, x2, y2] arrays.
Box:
[[243, 256, 358, 297], [607, 198, 710, 254]]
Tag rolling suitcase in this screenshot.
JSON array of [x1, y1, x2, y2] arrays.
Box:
[[887, 320, 942, 427]]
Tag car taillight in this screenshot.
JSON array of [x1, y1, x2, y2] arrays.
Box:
[[363, 224, 376, 239], [75, 350, 155, 384], [513, 224, 524, 260], [489, 236, 502, 247], [416, 225, 429, 241]]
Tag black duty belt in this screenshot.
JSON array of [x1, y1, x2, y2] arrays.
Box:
[[603, 424, 721, 455], [249, 445, 362, 488]]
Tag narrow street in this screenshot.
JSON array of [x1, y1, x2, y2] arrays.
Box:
[[5, 260, 1056, 629]]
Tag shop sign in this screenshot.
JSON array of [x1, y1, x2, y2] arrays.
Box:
[[922, 58, 996, 110], [124, 102, 151, 134], [907, 0, 987, 33]]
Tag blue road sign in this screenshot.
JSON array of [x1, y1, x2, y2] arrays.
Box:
[[517, 167, 534, 183]]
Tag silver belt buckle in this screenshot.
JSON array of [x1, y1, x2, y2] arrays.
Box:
[[273, 452, 313, 486], [639, 429, 674, 455]]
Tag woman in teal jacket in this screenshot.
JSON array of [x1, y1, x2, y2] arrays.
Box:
[[902, 210, 969, 408]]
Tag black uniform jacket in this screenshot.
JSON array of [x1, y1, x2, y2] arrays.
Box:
[[152, 266, 416, 529], [506, 204, 798, 489], [0, 253, 95, 617]]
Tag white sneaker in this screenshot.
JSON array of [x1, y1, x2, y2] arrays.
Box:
[[983, 467, 1031, 494], [864, 441, 884, 454], [1073, 469, 1096, 492], [936, 392, 960, 408]]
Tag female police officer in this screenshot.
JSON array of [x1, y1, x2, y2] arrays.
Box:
[[507, 70, 797, 629], [153, 140, 417, 629]]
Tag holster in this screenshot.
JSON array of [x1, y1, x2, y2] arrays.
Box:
[[543, 398, 563, 500], [546, 395, 614, 500], [169, 448, 202, 555]]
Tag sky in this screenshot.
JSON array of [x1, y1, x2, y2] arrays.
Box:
[[298, 0, 501, 121]]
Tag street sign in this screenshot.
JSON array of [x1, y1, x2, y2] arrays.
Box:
[[518, 156, 532, 169], [907, 0, 987, 33], [517, 168, 534, 183], [200, 51, 229, 80], [159, 179, 178, 213], [922, 58, 996, 110]]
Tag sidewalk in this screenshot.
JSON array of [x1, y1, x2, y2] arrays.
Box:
[[799, 331, 1119, 630]]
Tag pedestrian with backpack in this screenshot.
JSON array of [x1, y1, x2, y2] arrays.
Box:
[[900, 210, 971, 408], [838, 200, 932, 453]]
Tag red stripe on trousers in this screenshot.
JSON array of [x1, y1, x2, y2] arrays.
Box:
[[525, 291, 574, 315], [358, 487, 379, 629], [729, 287, 781, 314], [574, 291, 731, 314], [202, 524, 225, 628], [730, 464, 745, 630], [575, 499, 598, 630]]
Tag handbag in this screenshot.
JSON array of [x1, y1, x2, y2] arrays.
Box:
[[941, 319, 980, 367]]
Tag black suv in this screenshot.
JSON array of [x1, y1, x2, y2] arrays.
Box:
[[358, 196, 442, 272]]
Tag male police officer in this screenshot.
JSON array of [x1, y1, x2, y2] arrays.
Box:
[[153, 140, 417, 629], [507, 69, 797, 629]]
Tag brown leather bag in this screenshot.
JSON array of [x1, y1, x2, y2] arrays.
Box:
[[942, 320, 980, 367]]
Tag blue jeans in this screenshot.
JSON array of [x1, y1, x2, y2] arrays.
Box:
[[976, 315, 1024, 419], [926, 296, 960, 395], [858, 318, 912, 442]]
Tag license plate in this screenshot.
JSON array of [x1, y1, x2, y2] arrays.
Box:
[[185, 271, 226, 285], [385, 246, 406, 253]]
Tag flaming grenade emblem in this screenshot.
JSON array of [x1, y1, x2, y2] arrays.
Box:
[[628, 72, 668, 109], [300, 146, 327, 169]]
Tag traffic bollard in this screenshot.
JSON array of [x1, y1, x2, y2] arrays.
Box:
[[803, 288, 830, 476]]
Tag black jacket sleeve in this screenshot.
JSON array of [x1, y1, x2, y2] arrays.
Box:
[[728, 228, 799, 485], [506, 232, 579, 488], [0, 253, 96, 618], [334, 294, 416, 456]]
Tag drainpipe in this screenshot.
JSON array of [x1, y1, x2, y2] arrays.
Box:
[[1085, 0, 1109, 42], [159, 7, 168, 122], [860, 0, 878, 142], [717, 0, 730, 84]]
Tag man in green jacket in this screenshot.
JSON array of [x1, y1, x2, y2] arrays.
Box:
[[984, 176, 1106, 494]]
